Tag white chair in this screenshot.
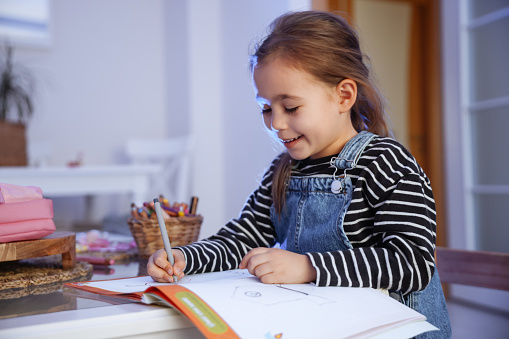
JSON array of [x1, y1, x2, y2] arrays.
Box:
[[125, 135, 193, 203], [27, 141, 53, 167]]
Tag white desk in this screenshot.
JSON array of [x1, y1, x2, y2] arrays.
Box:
[[0, 296, 435, 339], [0, 303, 204, 338], [0, 165, 162, 205]]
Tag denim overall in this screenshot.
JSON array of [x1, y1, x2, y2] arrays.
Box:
[[271, 131, 451, 338]]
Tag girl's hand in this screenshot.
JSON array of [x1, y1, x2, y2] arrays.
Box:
[[147, 248, 186, 283], [239, 247, 317, 284]]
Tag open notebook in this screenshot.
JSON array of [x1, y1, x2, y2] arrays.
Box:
[[65, 269, 437, 339]]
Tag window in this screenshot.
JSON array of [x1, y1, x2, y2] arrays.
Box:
[[443, 0, 509, 312], [0, 0, 51, 46]]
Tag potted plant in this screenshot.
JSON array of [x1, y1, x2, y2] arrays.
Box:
[[0, 44, 36, 166]]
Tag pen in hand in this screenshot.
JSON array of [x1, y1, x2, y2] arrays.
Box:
[[153, 198, 178, 283]]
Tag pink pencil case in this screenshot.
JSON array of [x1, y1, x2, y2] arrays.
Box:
[[0, 183, 43, 204], [0, 199, 54, 223], [0, 218, 55, 243]]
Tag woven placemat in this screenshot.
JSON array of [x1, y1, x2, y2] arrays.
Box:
[[0, 256, 93, 300]]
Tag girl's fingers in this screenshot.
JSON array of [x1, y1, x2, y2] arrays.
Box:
[[252, 262, 273, 280], [148, 249, 180, 283], [241, 248, 317, 284], [153, 249, 170, 268], [172, 249, 186, 276], [148, 254, 171, 282], [241, 248, 271, 276], [240, 247, 268, 269]]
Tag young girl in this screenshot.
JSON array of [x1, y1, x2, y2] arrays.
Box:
[[148, 11, 451, 338]]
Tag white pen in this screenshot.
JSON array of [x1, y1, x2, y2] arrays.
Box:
[[153, 198, 178, 283]]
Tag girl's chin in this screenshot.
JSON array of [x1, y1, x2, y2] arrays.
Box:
[[287, 150, 310, 161]]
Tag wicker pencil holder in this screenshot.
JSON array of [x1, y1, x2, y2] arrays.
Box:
[[128, 215, 203, 259]]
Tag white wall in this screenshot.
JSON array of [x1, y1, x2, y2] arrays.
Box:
[[186, 0, 226, 239], [187, 0, 310, 237], [21, 0, 167, 166], [163, 0, 189, 137]]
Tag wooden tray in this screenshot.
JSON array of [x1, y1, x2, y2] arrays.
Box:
[[0, 232, 76, 269]]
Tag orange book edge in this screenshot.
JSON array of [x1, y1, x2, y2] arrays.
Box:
[[65, 279, 239, 339], [144, 284, 239, 338]]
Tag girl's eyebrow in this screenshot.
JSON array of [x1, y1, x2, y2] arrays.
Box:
[[256, 94, 301, 101]]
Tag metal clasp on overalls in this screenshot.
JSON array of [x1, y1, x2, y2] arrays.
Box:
[[329, 157, 352, 194]]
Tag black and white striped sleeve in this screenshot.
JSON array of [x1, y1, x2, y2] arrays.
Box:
[[307, 139, 436, 294], [178, 158, 278, 275]]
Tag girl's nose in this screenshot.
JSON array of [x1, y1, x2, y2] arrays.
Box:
[[270, 111, 287, 132]]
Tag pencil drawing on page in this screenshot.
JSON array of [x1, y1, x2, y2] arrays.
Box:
[[232, 284, 334, 306]]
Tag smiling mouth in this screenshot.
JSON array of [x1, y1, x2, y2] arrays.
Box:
[[281, 135, 302, 143]]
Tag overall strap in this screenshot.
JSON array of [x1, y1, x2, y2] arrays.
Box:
[[333, 131, 376, 169]]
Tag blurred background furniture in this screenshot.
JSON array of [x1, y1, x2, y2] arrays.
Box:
[[125, 135, 193, 203], [436, 247, 509, 337], [0, 232, 76, 269], [0, 165, 162, 207], [436, 246, 509, 291]]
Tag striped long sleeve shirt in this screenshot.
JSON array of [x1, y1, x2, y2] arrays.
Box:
[[179, 136, 436, 294]]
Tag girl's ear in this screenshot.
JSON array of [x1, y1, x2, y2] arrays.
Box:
[[335, 79, 357, 113]]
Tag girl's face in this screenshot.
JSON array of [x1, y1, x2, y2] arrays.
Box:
[[253, 59, 357, 160]]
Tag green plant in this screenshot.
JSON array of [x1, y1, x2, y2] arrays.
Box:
[[0, 44, 35, 124]]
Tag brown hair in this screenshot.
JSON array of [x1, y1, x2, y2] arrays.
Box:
[[250, 11, 391, 216]]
